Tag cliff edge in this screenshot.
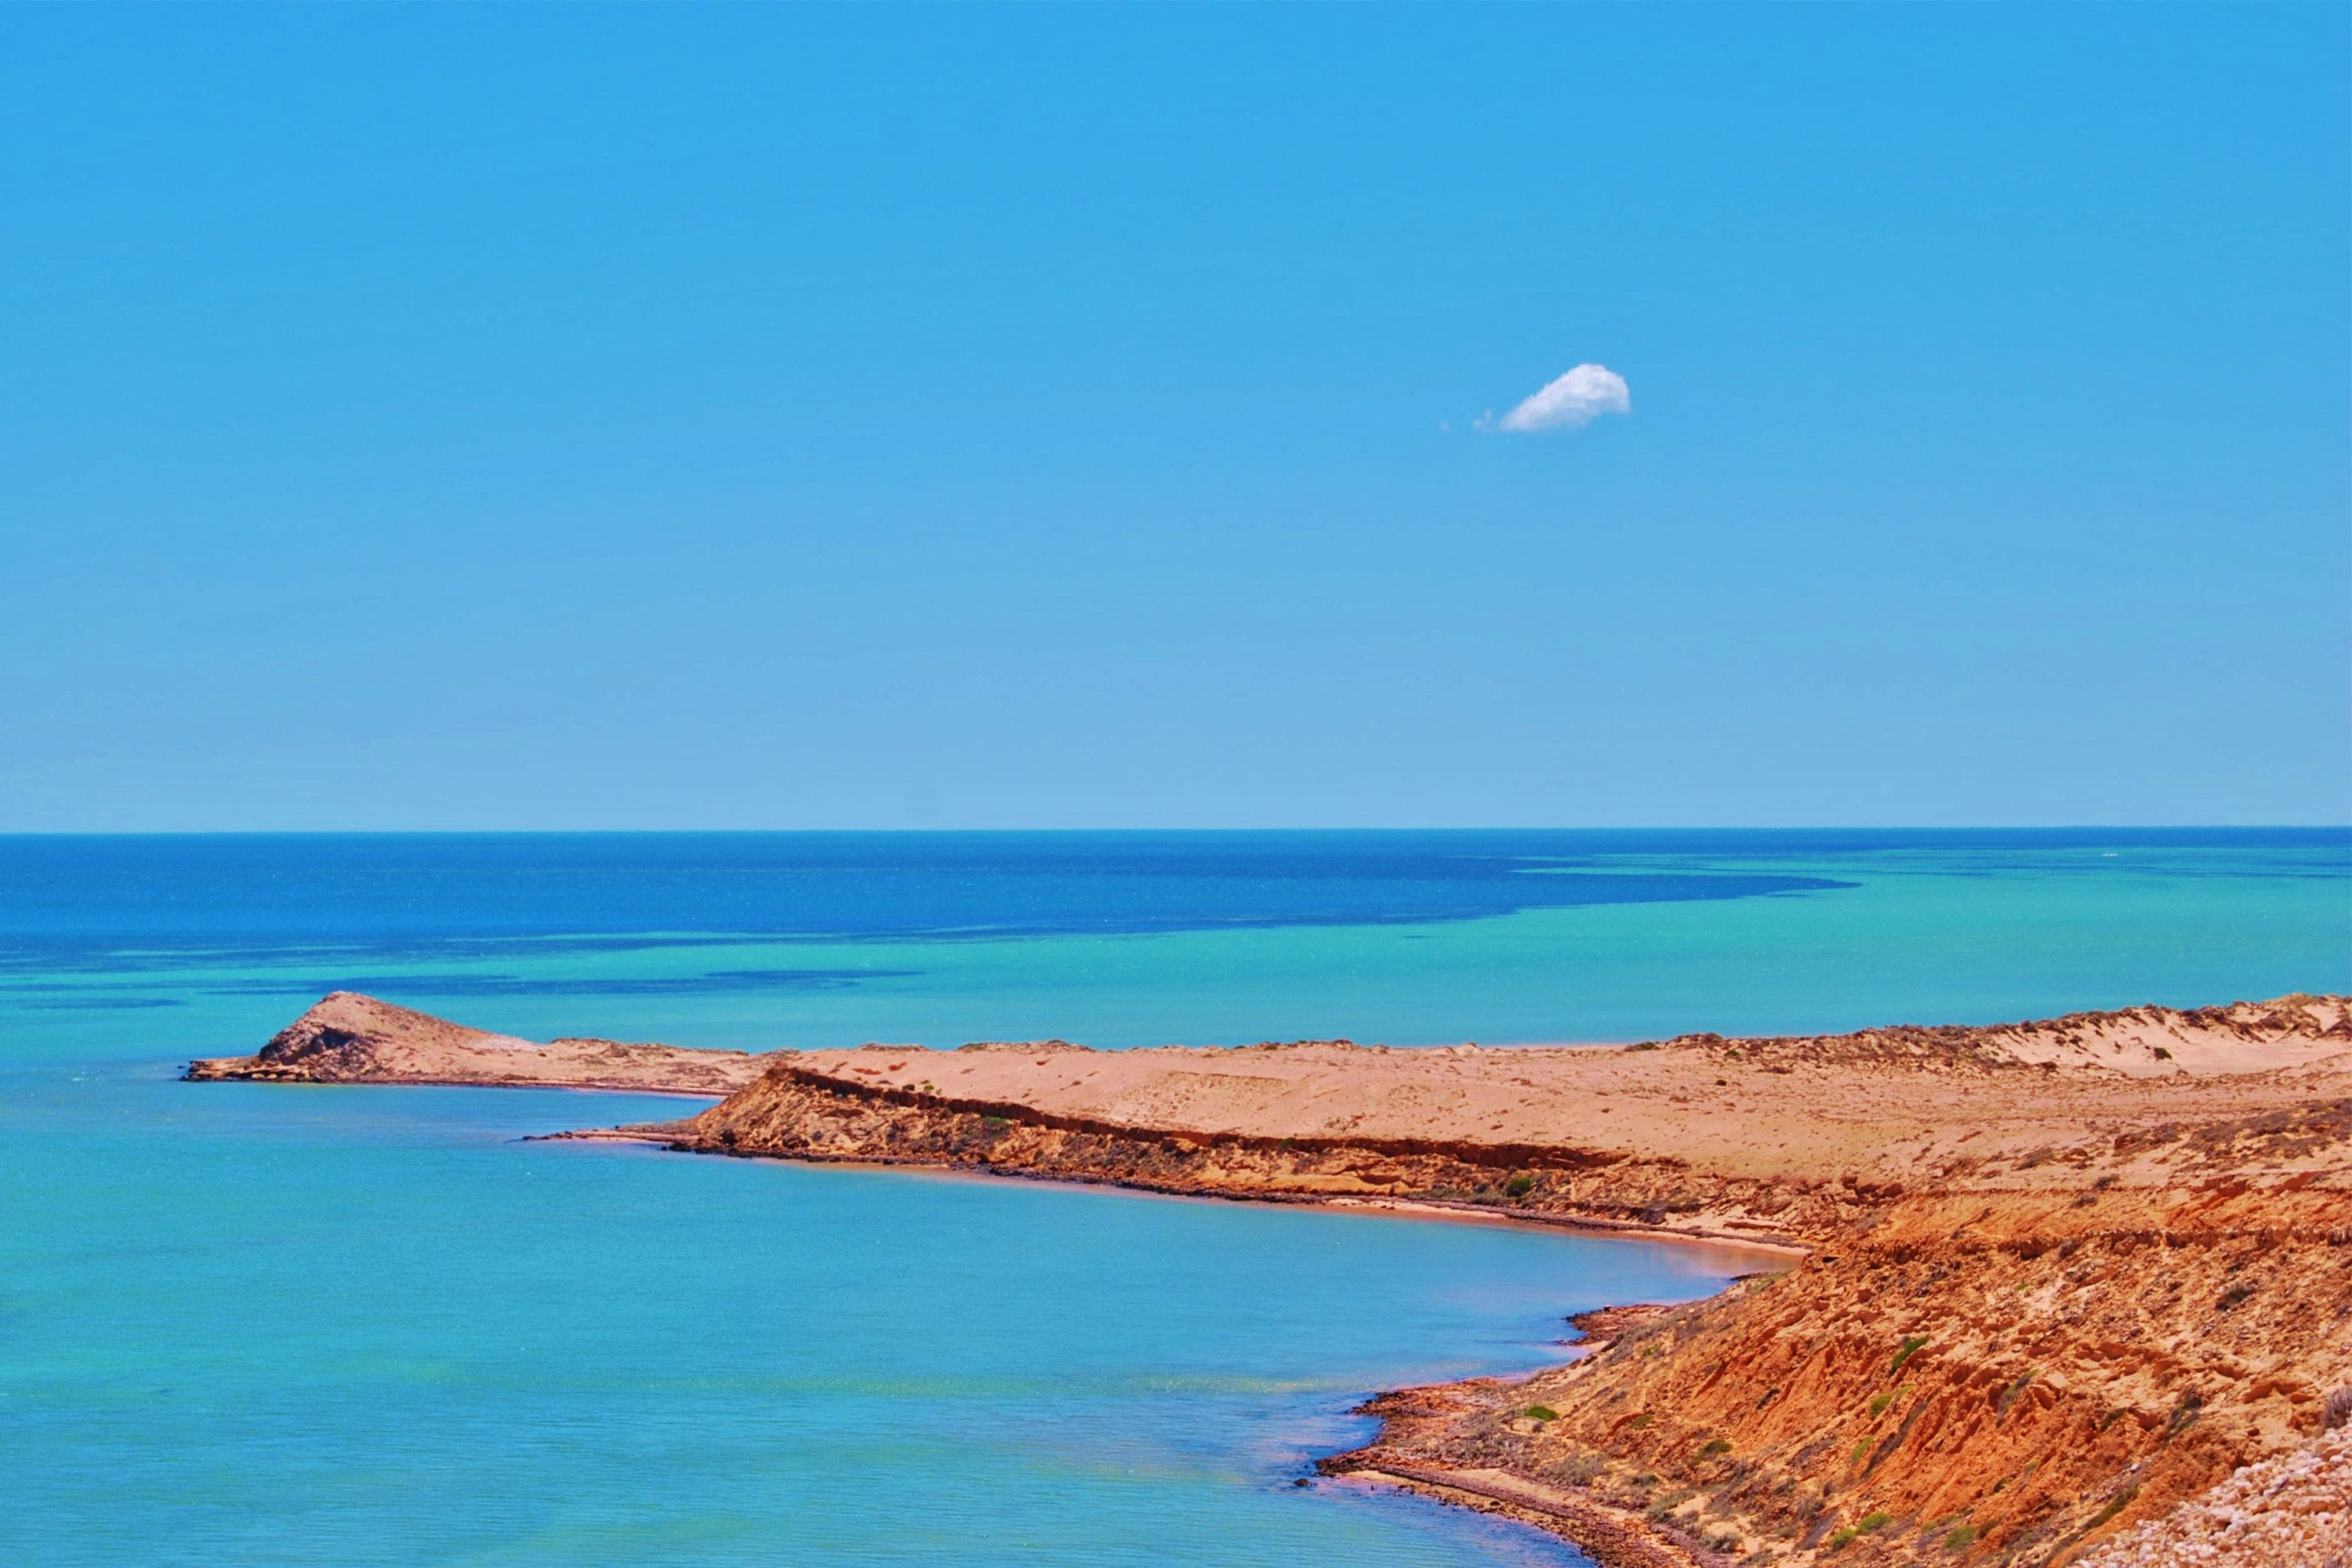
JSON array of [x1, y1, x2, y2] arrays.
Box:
[[193, 991, 2352, 1564]]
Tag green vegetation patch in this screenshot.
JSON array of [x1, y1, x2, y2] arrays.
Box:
[[1524, 1405, 1559, 1422], [1889, 1335, 1929, 1377]]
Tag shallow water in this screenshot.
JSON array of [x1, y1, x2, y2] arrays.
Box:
[[2, 830, 2344, 1565], [2, 1068, 1755, 1566]]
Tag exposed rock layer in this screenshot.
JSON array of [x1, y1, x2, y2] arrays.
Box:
[[191, 992, 2352, 1566], [2073, 1425, 2350, 1568], [1331, 1187, 2352, 1566], [186, 990, 769, 1095]]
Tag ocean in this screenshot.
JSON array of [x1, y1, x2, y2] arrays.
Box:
[[2, 829, 2345, 1565]]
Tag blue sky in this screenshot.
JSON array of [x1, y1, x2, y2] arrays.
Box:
[[2, 5, 2345, 829]]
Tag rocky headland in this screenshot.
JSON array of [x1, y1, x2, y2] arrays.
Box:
[[187, 990, 770, 1095], [189, 992, 2352, 1566]]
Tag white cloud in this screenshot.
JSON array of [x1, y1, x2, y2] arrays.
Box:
[[1490, 363, 1631, 433]]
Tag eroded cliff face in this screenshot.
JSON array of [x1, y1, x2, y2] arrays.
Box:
[[193, 993, 2352, 1566], [655, 1006, 2352, 1566], [1334, 1188, 2352, 1566], [2074, 1424, 2351, 1568], [664, 1059, 1806, 1238], [661, 1007, 2352, 1250]]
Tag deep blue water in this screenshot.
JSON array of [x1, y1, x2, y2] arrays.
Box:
[[0, 829, 2343, 1056], [1, 830, 2345, 1565]]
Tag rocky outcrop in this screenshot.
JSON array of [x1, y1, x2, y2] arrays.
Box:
[[2074, 1425, 2351, 1568], [643, 998, 2350, 1564], [652, 999, 2351, 1246], [196, 992, 2352, 1564], [1334, 1187, 2352, 1565], [185, 991, 768, 1095]]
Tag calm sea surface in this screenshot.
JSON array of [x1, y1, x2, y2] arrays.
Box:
[[3, 831, 2346, 1565]]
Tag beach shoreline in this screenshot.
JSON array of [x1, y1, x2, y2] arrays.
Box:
[[188, 990, 2352, 1566]]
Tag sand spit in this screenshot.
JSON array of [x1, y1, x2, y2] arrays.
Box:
[[185, 990, 771, 1095], [191, 992, 2352, 1566]]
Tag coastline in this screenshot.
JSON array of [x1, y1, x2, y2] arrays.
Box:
[[547, 1115, 1776, 1567], [1329, 1465, 1736, 1568], [554, 1119, 1814, 1257], [188, 990, 2352, 1566]]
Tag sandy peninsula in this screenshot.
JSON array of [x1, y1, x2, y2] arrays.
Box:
[[189, 992, 2352, 1567]]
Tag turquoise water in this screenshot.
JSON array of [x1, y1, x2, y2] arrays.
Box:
[[2, 1070, 1748, 1567], [2, 831, 2345, 1564]]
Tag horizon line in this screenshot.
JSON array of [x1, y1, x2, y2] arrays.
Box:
[[0, 824, 2346, 839]]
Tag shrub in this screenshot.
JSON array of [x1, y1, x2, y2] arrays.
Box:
[[2088, 1485, 2138, 1530], [1701, 1438, 1732, 1457], [1849, 1440, 1871, 1466], [1889, 1336, 1929, 1377], [1506, 1173, 1536, 1198], [1858, 1511, 1892, 1532], [1943, 1523, 1976, 1550], [1548, 1450, 1605, 1486], [2216, 1283, 2255, 1311], [1525, 1405, 1559, 1422], [1828, 1526, 1860, 1550], [1868, 1392, 1895, 1417], [2326, 1387, 2352, 1432]]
